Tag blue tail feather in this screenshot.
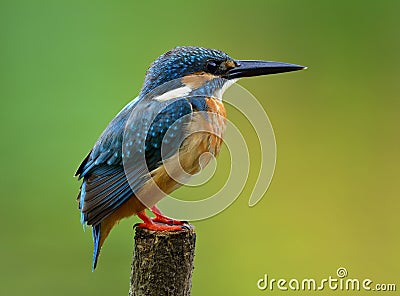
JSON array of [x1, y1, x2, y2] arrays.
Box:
[[92, 224, 101, 271], [79, 181, 87, 231]]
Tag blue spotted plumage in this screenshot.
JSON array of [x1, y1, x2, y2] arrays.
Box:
[[75, 46, 305, 269], [144, 99, 192, 171]]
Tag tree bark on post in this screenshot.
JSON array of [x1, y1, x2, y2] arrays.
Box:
[[129, 225, 196, 296]]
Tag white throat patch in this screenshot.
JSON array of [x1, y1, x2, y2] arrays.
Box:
[[214, 78, 239, 99], [154, 86, 192, 102]]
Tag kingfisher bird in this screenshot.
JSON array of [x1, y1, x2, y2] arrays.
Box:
[[75, 46, 305, 269]]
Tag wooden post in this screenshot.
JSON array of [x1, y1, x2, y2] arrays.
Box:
[[129, 225, 196, 296]]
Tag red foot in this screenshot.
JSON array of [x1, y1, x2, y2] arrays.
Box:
[[137, 222, 184, 231], [150, 205, 186, 225], [137, 210, 185, 231]]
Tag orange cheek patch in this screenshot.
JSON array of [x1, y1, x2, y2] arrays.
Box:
[[225, 60, 236, 69], [181, 73, 215, 89]]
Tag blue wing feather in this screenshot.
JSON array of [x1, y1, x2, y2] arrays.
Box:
[[77, 97, 193, 227]]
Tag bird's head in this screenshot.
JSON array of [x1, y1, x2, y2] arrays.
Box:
[[140, 46, 305, 99]]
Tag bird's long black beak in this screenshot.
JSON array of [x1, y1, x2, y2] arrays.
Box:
[[225, 60, 306, 79]]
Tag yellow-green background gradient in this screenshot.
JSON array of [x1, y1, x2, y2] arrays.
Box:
[[1, 1, 399, 295]]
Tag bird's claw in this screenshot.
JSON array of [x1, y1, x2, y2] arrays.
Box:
[[133, 221, 191, 231], [151, 216, 186, 226], [181, 224, 191, 231], [136, 222, 185, 232]]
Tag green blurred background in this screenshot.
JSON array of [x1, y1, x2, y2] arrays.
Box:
[[1, 0, 399, 295]]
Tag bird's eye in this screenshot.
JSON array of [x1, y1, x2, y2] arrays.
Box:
[[206, 60, 219, 73]]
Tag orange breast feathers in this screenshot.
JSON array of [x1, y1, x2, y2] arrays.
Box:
[[181, 97, 227, 168], [203, 97, 227, 155]]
